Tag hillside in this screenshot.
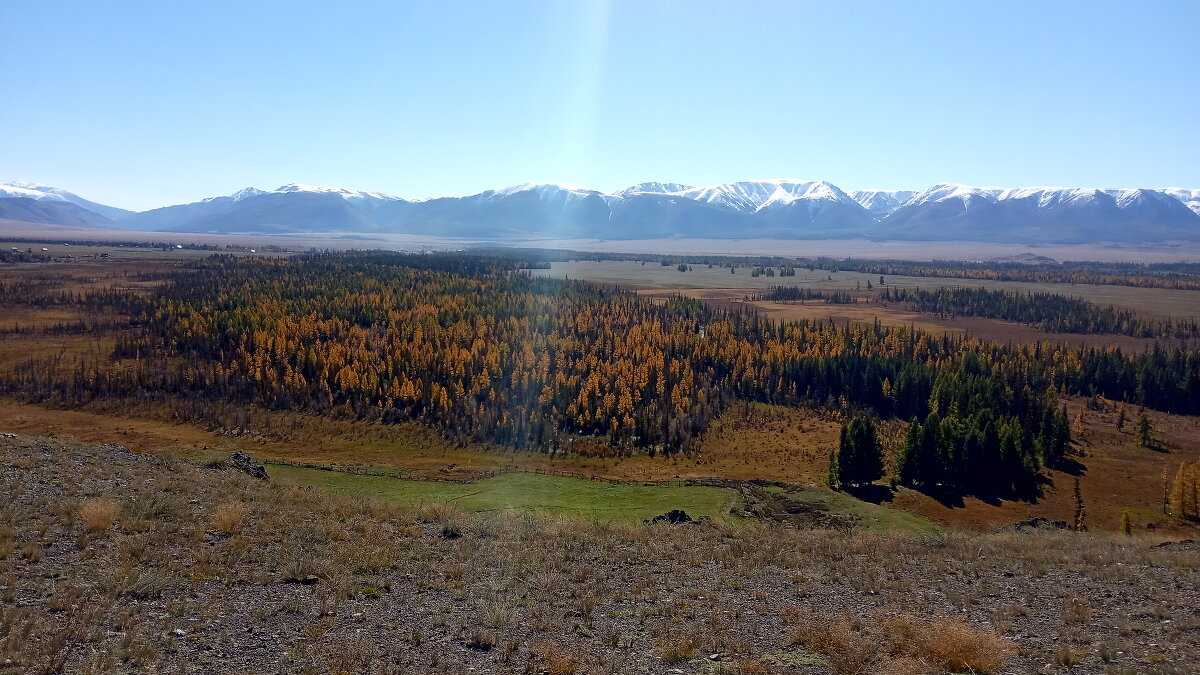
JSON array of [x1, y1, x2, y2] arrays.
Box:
[[2, 434, 1198, 674]]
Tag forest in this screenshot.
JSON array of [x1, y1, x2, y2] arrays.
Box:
[[882, 285, 1200, 339], [2, 251, 1198, 500]]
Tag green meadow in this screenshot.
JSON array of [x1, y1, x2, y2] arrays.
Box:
[[267, 465, 738, 522]]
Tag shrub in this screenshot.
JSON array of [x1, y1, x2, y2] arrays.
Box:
[[212, 501, 249, 534], [78, 497, 119, 532], [916, 618, 1012, 673]]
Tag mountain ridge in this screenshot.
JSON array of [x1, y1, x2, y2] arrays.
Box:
[[4, 180, 1199, 244]]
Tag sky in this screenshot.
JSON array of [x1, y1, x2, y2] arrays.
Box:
[[1, 0, 1198, 211]]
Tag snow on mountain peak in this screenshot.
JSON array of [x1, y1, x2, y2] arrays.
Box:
[[676, 179, 855, 213], [1161, 188, 1200, 216], [273, 184, 400, 201], [616, 182, 695, 197], [850, 190, 918, 216], [490, 182, 598, 198], [0, 181, 70, 202]]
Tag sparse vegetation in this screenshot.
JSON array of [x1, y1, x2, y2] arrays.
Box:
[[0, 434, 1196, 673]]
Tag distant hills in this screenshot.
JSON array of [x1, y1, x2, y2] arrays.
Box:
[[3, 179, 1200, 244]]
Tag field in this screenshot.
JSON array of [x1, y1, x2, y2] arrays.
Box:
[[529, 260, 1200, 319], [267, 465, 738, 522]]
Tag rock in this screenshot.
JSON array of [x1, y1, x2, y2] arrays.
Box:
[[646, 509, 693, 524], [230, 451, 268, 481], [1154, 539, 1196, 549]]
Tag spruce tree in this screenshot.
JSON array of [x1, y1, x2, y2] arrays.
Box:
[[895, 418, 922, 487], [1136, 411, 1154, 448], [837, 416, 884, 487]]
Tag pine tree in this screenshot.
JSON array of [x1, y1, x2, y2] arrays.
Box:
[[1116, 403, 1127, 431], [1120, 510, 1132, 536], [827, 450, 840, 490], [1072, 478, 1087, 532], [894, 418, 921, 487], [837, 416, 884, 487], [1136, 411, 1154, 448]]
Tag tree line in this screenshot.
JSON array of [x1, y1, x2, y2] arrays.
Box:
[[882, 286, 1200, 339]]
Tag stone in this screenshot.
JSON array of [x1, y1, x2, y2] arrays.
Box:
[[230, 451, 269, 481], [646, 509, 694, 524]]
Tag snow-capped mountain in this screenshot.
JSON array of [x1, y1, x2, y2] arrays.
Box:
[[615, 182, 695, 197], [881, 183, 1200, 242], [120, 184, 386, 233], [850, 190, 917, 216], [1159, 188, 1200, 216], [5, 178, 1199, 243], [0, 181, 132, 221]]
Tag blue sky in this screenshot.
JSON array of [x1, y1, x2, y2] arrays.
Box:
[[2, 0, 1197, 211]]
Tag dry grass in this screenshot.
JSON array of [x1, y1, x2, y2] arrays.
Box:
[[77, 496, 119, 532], [1, 434, 1196, 673], [211, 501, 249, 534], [787, 609, 1015, 674]]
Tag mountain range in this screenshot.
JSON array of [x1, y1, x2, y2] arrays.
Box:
[[3, 179, 1199, 244]]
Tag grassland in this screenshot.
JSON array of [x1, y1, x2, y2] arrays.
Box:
[[530, 260, 1200, 320], [267, 465, 738, 522]]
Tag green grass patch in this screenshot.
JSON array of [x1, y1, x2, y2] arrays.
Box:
[[268, 465, 737, 522], [801, 487, 939, 534]]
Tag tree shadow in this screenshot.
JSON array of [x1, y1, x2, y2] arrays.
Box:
[[920, 485, 966, 509], [844, 483, 896, 505], [1054, 456, 1087, 476]]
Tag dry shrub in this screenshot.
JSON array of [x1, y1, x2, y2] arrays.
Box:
[[882, 615, 1014, 673], [1062, 596, 1093, 624], [787, 609, 1013, 675], [532, 642, 578, 675], [656, 635, 699, 664], [876, 656, 931, 675], [78, 497, 119, 532], [212, 501, 250, 534], [788, 612, 874, 674], [735, 660, 770, 674]]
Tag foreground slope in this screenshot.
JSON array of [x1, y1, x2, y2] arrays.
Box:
[[2, 435, 1197, 674]]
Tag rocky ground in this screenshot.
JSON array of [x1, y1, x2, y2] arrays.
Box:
[[0, 434, 1197, 674]]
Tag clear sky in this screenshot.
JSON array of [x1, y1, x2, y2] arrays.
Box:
[[2, 0, 1197, 211]]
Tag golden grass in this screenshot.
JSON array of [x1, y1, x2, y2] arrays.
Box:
[[211, 501, 250, 534], [78, 496, 119, 532], [787, 609, 1015, 674]]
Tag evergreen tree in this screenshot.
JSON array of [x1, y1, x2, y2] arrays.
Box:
[[827, 450, 840, 490], [837, 416, 884, 487], [894, 418, 922, 487], [1136, 411, 1154, 448]]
